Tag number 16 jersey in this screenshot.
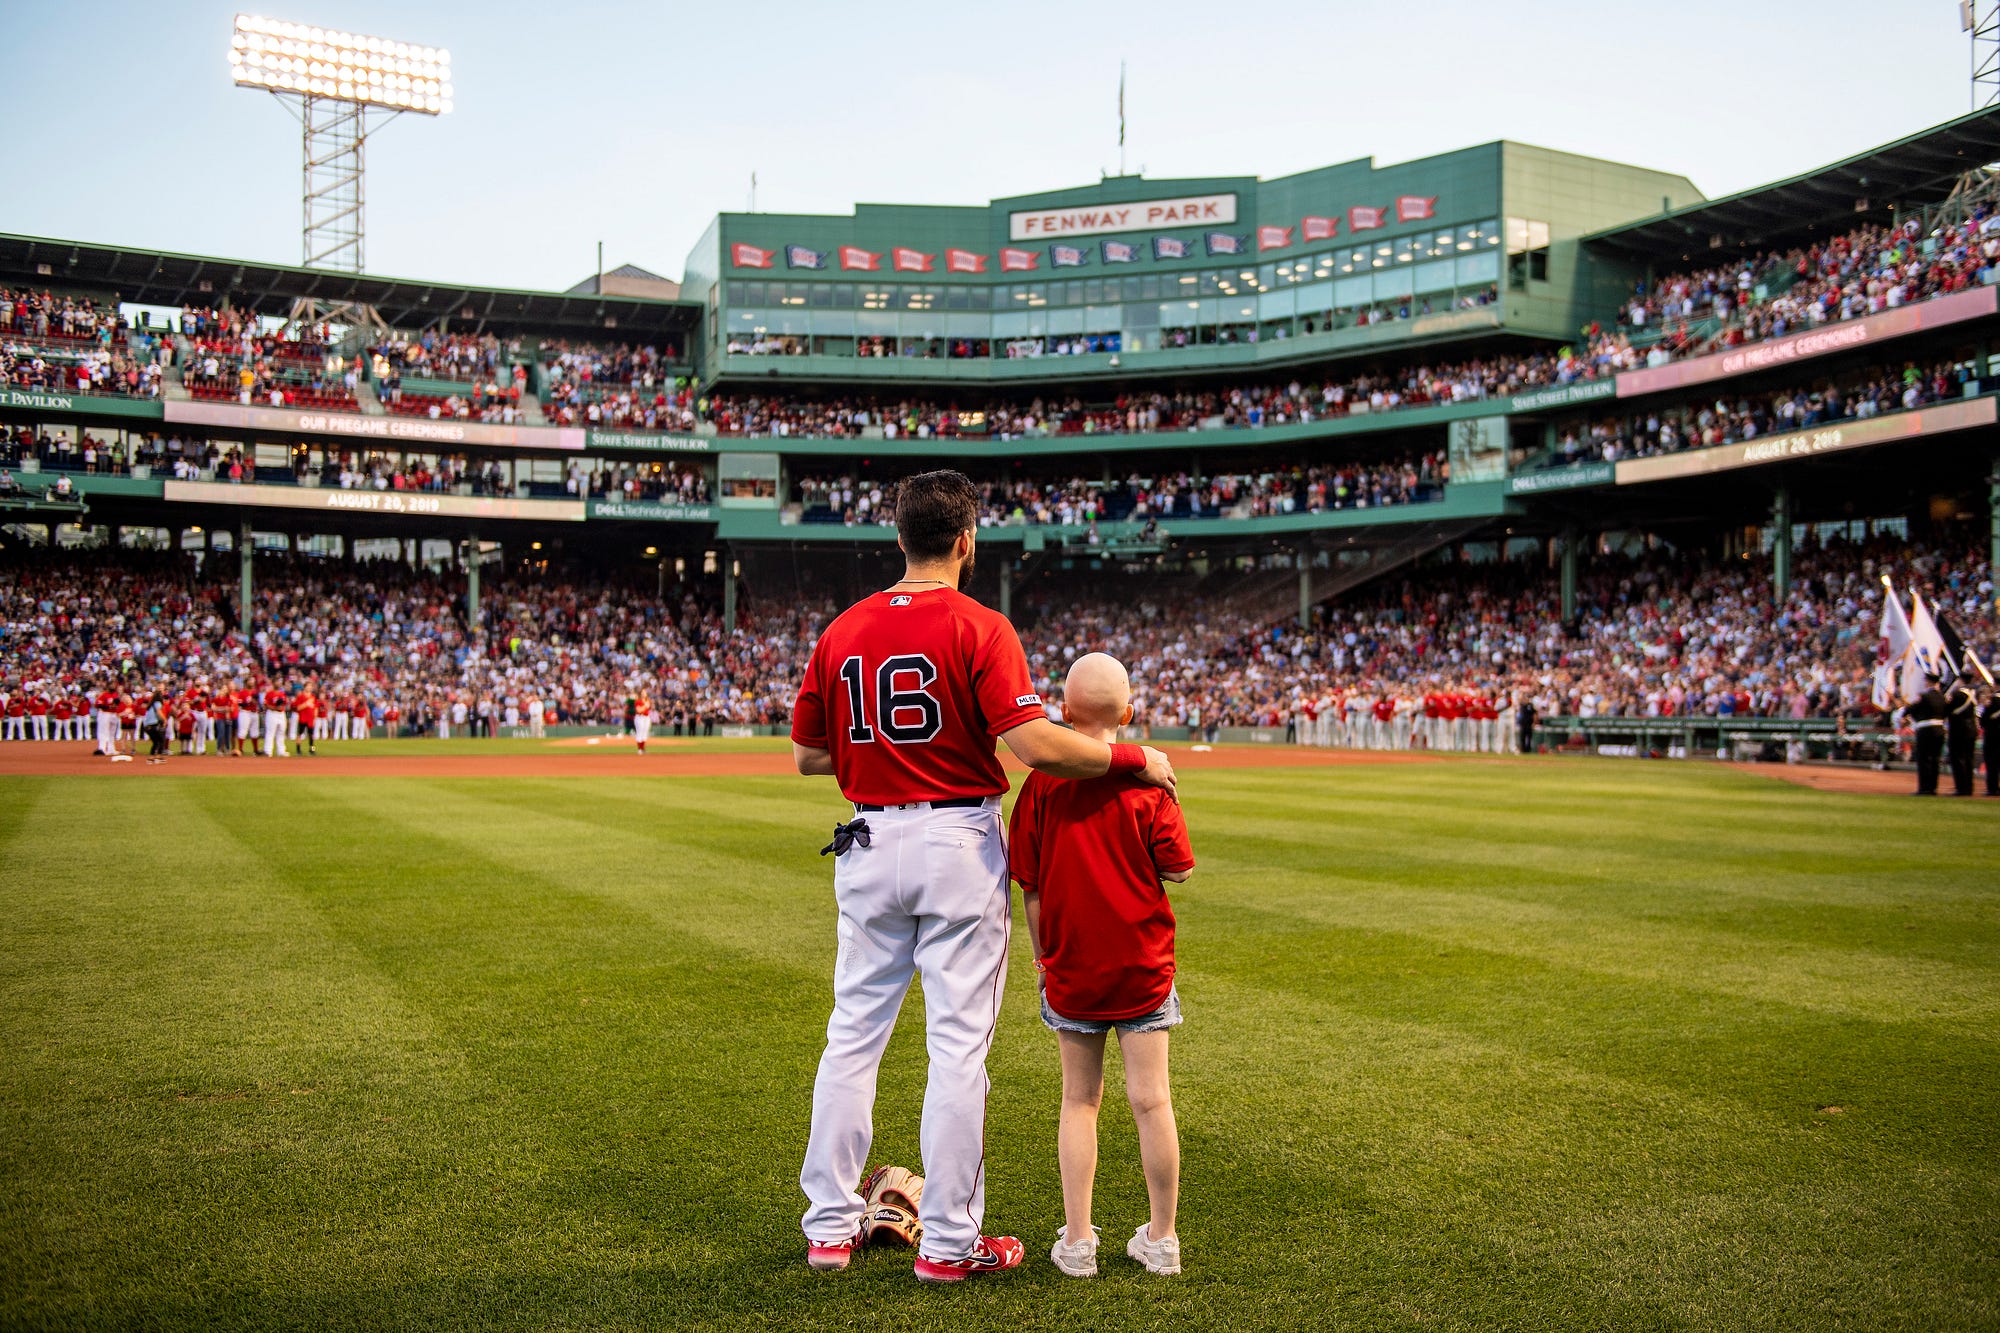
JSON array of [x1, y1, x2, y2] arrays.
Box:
[[791, 587, 1044, 806]]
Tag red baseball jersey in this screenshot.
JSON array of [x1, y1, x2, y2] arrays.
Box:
[[1008, 769, 1195, 1021], [791, 587, 1042, 806]]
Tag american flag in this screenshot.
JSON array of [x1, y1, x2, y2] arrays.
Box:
[[1101, 240, 1138, 263], [1049, 244, 1087, 267]]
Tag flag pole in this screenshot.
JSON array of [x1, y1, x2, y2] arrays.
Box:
[[1118, 61, 1126, 177]]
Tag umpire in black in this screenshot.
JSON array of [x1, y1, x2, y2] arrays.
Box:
[[1905, 676, 1948, 796], [1983, 688, 2000, 797], [1945, 679, 1979, 797]]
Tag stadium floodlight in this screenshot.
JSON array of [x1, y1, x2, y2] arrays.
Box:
[[230, 14, 453, 303]]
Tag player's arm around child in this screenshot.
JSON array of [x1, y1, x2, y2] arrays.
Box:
[[1007, 652, 1195, 1279]]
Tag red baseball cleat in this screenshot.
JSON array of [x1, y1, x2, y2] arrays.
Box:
[[913, 1235, 1025, 1283], [806, 1230, 862, 1271]]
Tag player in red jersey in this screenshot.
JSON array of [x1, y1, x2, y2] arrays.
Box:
[[633, 691, 654, 753], [790, 470, 1175, 1283], [294, 688, 320, 756]]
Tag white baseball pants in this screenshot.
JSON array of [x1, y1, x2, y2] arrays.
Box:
[[95, 711, 116, 754], [800, 797, 1010, 1261], [263, 711, 288, 756], [634, 715, 652, 745]]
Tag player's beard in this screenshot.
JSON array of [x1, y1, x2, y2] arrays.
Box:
[[958, 546, 975, 586]]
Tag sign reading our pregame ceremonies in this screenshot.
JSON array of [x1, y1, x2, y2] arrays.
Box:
[[164, 400, 586, 451], [161, 479, 588, 521], [1008, 192, 1237, 241], [1614, 396, 1998, 485]]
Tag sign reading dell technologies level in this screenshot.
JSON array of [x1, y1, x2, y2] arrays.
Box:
[[1008, 193, 1237, 242]]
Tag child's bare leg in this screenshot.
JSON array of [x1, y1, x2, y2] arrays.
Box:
[[1058, 1030, 1107, 1240], [1117, 1028, 1178, 1240]]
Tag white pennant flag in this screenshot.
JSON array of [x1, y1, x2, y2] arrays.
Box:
[[1875, 577, 1914, 711]]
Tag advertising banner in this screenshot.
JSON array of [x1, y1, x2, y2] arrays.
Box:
[[1507, 379, 1616, 412], [1, 388, 166, 420], [587, 430, 713, 452], [162, 479, 587, 522], [1507, 462, 1615, 494], [1615, 286, 1999, 398], [1614, 396, 1997, 486], [164, 399, 585, 450], [587, 499, 716, 522]]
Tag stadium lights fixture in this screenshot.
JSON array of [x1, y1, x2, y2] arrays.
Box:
[[230, 15, 453, 114]]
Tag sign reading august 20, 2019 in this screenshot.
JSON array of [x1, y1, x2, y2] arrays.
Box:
[[161, 479, 587, 522], [1008, 193, 1237, 242]]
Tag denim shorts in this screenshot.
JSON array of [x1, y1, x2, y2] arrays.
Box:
[[1041, 985, 1182, 1035]]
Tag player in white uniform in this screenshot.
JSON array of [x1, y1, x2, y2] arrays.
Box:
[[789, 470, 1176, 1282]]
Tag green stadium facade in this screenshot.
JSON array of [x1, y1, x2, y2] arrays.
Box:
[[4, 108, 2000, 645]]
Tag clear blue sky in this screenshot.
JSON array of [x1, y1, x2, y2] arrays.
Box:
[[0, 0, 1976, 292]]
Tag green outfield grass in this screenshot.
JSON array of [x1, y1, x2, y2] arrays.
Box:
[[2, 760, 1996, 1332]]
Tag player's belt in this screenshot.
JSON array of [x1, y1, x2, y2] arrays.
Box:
[[1912, 720, 1945, 728], [854, 795, 988, 812]]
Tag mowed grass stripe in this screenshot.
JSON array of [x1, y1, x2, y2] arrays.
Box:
[[2, 764, 1996, 1332]]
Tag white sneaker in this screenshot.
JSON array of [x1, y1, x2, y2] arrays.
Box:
[[1050, 1224, 1099, 1278], [1127, 1223, 1181, 1275]]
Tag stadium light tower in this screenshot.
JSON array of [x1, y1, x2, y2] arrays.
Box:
[[1966, 1, 2000, 108], [229, 14, 452, 323]]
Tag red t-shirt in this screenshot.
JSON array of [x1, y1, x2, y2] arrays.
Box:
[[1008, 770, 1195, 1022], [791, 587, 1042, 806], [296, 698, 319, 726]]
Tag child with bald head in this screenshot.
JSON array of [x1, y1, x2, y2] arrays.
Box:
[[1007, 652, 1195, 1279]]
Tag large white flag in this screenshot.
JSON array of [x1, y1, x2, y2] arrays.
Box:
[[1909, 590, 1951, 696], [1875, 578, 1915, 711]]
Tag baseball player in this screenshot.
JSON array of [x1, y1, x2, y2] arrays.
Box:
[[633, 691, 654, 753], [790, 469, 1176, 1283], [94, 683, 120, 756], [262, 680, 289, 758], [237, 683, 259, 755]]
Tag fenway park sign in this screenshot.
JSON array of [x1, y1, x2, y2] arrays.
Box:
[[1008, 193, 1237, 242]]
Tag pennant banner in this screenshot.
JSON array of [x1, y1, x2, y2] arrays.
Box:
[[1152, 236, 1189, 260], [784, 245, 825, 270], [892, 247, 934, 273], [1301, 215, 1338, 241], [1049, 244, 1088, 268], [1257, 225, 1293, 252], [945, 248, 987, 273], [730, 243, 774, 269], [1000, 247, 1040, 271], [1396, 194, 1438, 222], [1101, 240, 1139, 264], [1348, 206, 1388, 232], [1204, 231, 1245, 256], [838, 245, 881, 271]]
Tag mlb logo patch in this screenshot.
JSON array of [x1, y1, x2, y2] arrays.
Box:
[[890, 595, 913, 607], [1015, 693, 1042, 707]]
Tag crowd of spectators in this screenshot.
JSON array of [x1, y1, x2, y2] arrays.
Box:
[[794, 450, 1447, 527], [181, 310, 357, 413], [1547, 357, 1968, 468], [2, 288, 166, 399], [538, 340, 688, 429], [567, 459, 711, 504], [371, 331, 527, 423], [0, 531, 1992, 748]]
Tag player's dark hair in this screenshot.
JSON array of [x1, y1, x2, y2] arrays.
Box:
[[896, 470, 979, 561]]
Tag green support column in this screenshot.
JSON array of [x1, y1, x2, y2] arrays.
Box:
[[1560, 527, 1579, 623], [998, 556, 1013, 620], [722, 545, 737, 635], [1298, 546, 1312, 629], [466, 532, 481, 631], [1771, 487, 1792, 611], [238, 522, 253, 631], [1990, 455, 2000, 613]]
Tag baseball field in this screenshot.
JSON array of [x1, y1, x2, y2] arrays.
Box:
[[2, 742, 1995, 1331]]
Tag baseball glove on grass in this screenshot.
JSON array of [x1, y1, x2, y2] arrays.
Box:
[[861, 1202, 922, 1249], [859, 1164, 924, 1213]]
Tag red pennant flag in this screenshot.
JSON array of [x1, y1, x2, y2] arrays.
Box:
[[1348, 205, 1388, 232], [945, 248, 987, 273], [1000, 247, 1040, 271], [892, 247, 935, 273], [1301, 215, 1338, 241], [730, 242, 774, 268], [1257, 225, 1294, 252], [838, 245, 882, 271], [1396, 195, 1438, 222]]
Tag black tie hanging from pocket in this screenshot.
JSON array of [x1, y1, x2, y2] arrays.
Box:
[[821, 817, 872, 857]]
